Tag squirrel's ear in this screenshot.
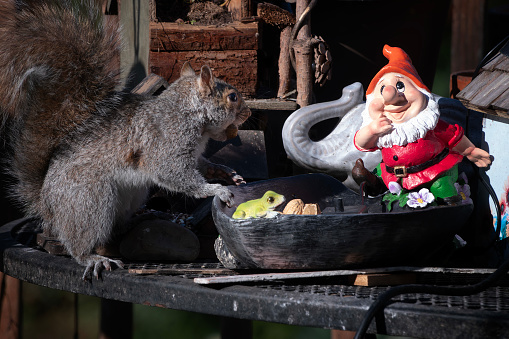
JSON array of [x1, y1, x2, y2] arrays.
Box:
[[180, 62, 196, 77], [198, 65, 214, 96]]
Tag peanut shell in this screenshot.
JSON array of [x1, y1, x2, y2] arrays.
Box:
[[302, 203, 321, 215]]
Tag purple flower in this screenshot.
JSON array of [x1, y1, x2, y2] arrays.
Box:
[[388, 181, 402, 195], [458, 172, 468, 185], [407, 188, 435, 208], [455, 182, 473, 204]]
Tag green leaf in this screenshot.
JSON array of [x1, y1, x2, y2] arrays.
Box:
[[383, 193, 398, 212], [398, 193, 409, 207]]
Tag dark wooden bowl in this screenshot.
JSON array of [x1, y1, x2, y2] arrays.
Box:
[[212, 174, 473, 269]]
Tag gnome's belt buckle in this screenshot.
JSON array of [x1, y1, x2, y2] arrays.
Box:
[[393, 166, 407, 178]]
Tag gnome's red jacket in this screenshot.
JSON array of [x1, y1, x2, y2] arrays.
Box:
[[358, 120, 465, 190]]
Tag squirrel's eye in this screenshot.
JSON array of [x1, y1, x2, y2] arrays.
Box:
[[396, 81, 405, 93], [267, 197, 274, 203], [380, 85, 385, 95], [228, 92, 238, 102]]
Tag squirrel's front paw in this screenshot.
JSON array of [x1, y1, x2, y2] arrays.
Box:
[[193, 183, 234, 206], [205, 165, 245, 185], [215, 186, 234, 207]]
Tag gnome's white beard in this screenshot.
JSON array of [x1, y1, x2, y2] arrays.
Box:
[[361, 93, 440, 148]]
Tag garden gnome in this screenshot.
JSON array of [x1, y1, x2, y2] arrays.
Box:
[[353, 45, 491, 203]]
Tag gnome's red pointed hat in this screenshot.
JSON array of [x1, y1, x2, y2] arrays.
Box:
[[366, 45, 430, 96]]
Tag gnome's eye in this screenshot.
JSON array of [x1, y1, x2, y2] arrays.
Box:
[[380, 85, 385, 95], [396, 81, 405, 93], [227, 92, 238, 102]]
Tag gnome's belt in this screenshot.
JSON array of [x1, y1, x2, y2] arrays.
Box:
[[385, 148, 449, 178]]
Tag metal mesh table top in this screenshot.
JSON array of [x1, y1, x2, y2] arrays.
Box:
[[3, 218, 509, 338]]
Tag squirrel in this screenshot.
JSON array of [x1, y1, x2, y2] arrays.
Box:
[[0, 0, 251, 279]]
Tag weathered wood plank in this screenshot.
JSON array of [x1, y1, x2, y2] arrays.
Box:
[[456, 71, 491, 101], [149, 21, 260, 52], [482, 53, 505, 71], [245, 98, 297, 111], [494, 58, 509, 72], [129, 267, 236, 275], [492, 88, 509, 111], [194, 266, 505, 285], [469, 71, 509, 108], [459, 100, 509, 118], [194, 269, 376, 284], [131, 73, 169, 96], [149, 50, 258, 96]]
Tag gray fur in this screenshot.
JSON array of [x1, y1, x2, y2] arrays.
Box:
[[0, 0, 251, 279]]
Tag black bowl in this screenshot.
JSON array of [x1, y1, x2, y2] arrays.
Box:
[[212, 173, 473, 269]]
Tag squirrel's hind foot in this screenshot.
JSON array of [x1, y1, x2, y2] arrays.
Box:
[[80, 255, 124, 281]]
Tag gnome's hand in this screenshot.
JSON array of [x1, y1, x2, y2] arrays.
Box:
[[466, 147, 492, 168], [453, 135, 492, 168], [369, 115, 393, 136], [354, 113, 393, 151]]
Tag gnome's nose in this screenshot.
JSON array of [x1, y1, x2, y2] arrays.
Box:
[[381, 85, 400, 104]]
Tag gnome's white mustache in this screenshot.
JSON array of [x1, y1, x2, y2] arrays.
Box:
[[361, 93, 440, 149]]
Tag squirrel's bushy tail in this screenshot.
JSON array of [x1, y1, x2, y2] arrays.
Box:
[[0, 0, 123, 214]]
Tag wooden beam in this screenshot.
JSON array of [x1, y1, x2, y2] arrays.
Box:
[[149, 22, 259, 52], [451, 0, 485, 73], [149, 50, 258, 96]]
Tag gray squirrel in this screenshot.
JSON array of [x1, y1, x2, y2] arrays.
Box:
[[0, 0, 251, 279]]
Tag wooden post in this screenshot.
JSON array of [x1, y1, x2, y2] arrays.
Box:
[[120, 0, 150, 90], [294, 0, 314, 107], [451, 0, 485, 73], [278, 26, 293, 98], [0, 274, 21, 339], [228, 0, 252, 21]]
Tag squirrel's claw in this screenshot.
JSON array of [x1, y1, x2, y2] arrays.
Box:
[[223, 194, 234, 208], [81, 255, 124, 281], [230, 171, 246, 185], [215, 187, 234, 207], [204, 164, 244, 186]]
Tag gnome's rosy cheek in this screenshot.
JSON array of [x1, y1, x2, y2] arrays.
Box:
[[404, 83, 428, 107], [368, 98, 385, 119]]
